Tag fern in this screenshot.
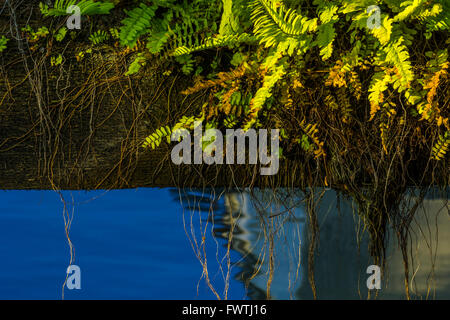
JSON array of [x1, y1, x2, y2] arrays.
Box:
[[336, 87, 353, 123], [89, 30, 109, 45], [315, 22, 336, 60], [249, 0, 317, 55], [380, 37, 414, 90], [419, 50, 449, 123], [147, 30, 172, 55], [175, 54, 196, 75], [370, 15, 393, 45], [135, 0, 450, 165], [230, 91, 252, 117], [393, 0, 428, 22], [298, 134, 313, 153], [109, 28, 119, 39], [423, 0, 450, 35], [45, 0, 114, 16], [244, 56, 287, 130], [369, 70, 392, 120], [21, 25, 50, 42], [125, 53, 147, 76], [120, 3, 157, 48], [298, 119, 326, 158], [314, 2, 339, 60], [55, 27, 68, 42], [173, 115, 202, 132], [140, 114, 206, 151], [389, 0, 449, 36], [0, 36, 8, 52], [431, 131, 450, 161], [142, 126, 172, 149], [161, 20, 216, 57], [172, 33, 257, 57], [219, 0, 241, 35], [223, 114, 239, 128], [50, 54, 63, 66], [39, 2, 50, 15], [181, 65, 248, 95], [349, 71, 362, 100], [124, 0, 223, 55]]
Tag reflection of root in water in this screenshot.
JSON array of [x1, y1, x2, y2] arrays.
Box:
[[172, 187, 230, 299], [174, 187, 449, 300], [173, 187, 306, 300], [243, 188, 305, 300], [58, 190, 110, 300], [385, 188, 449, 300], [58, 191, 75, 300]]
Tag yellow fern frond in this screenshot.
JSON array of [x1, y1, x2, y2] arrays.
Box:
[[431, 132, 450, 160], [181, 65, 247, 95], [325, 60, 347, 87], [369, 71, 392, 120], [299, 119, 326, 158], [420, 60, 449, 123]]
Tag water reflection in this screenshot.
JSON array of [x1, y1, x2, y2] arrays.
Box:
[[174, 188, 449, 299]]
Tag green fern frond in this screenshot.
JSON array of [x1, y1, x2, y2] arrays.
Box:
[[250, 0, 317, 54], [381, 37, 414, 89], [174, 54, 195, 75], [125, 53, 147, 76], [313, 2, 339, 60], [142, 126, 172, 149], [89, 30, 109, 45], [109, 28, 119, 39], [172, 33, 257, 57], [120, 3, 157, 48], [423, 0, 450, 33], [156, 17, 217, 57], [0, 36, 8, 52], [219, 0, 241, 35], [224, 115, 239, 128], [244, 56, 287, 130], [315, 22, 336, 60], [173, 115, 204, 133], [54, 27, 68, 42], [46, 0, 114, 16], [147, 30, 173, 55]]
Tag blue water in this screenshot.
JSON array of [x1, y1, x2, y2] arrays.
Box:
[[0, 188, 448, 299], [0, 189, 247, 300]]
